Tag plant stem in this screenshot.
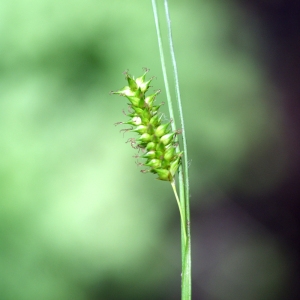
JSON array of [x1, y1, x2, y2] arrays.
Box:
[[171, 180, 187, 244], [164, 1, 191, 298], [151, 0, 177, 133], [152, 1, 192, 299]]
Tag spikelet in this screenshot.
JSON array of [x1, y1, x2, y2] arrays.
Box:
[[112, 69, 183, 181]]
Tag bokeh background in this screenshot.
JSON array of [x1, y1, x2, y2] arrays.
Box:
[[1, 0, 299, 299]]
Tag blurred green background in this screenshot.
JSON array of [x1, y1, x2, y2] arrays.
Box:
[[0, 0, 293, 299]]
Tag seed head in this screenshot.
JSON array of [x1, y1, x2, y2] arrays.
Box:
[[112, 69, 182, 181]]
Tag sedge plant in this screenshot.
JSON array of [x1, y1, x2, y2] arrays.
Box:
[[111, 1, 191, 299]]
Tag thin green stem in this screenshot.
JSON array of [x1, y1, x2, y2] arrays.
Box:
[[171, 180, 187, 245], [152, 1, 192, 299], [151, 0, 177, 133], [151, 0, 186, 252], [164, 1, 191, 299], [164, 0, 190, 216]]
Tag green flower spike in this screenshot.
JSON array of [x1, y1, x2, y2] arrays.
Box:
[[112, 69, 182, 182]]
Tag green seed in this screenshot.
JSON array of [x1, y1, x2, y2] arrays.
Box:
[[146, 142, 156, 151], [149, 114, 162, 126], [126, 74, 138, 91], [142, 151, 156, 159], [155, 122, 170, 138], [138, 133, 152, 143], [155, 169, 172, 181], [164, 146, 176, 161], [160, 132, 175, 146], [132, 125, 148, 134], [126, 95, 144, 107], [145, 159, 161, 169]]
